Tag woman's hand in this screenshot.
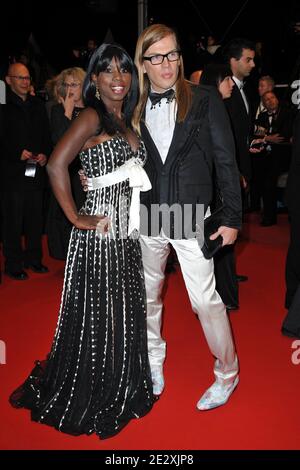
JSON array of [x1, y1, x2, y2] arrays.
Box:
[[60, 88, 75, 120], [240, 174, 248, 190]]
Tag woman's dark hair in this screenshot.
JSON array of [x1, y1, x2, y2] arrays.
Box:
[[200, 63, 232, 88], [82, 43, 138, 135]]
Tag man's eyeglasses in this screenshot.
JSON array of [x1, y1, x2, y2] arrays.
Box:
[[63, 82, 81, 88], [9, 75, 31, 81], [143, 50, 181, 65]]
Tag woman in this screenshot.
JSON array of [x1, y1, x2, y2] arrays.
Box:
[[47, 67, 86, 259], [9, 44, 155, 439], [200, 63, 234, 98], [50, 67, 86, 141]]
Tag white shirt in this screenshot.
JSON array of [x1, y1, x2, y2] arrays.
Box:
[[255, 100, 266, 119], [233, 76, 249, 114], [145, 93, 177, 164]]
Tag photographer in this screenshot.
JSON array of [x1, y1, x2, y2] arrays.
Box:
[[252, 91, 294, 225], [0, 63, 51, 279]]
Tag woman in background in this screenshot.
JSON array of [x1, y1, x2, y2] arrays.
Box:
[[47, 67, 86, 259]]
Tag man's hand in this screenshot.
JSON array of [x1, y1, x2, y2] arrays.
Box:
[[210, 226, 238, 246], [20, 149, 33, 161], [74, 214, 110, 233], [35, 153, 47, 166], [249, 138, 264, 154], [264, 133, 285, 144], [78, 169, 89, 191]]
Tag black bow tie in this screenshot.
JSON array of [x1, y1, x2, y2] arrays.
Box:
[[149, 89, 175, 109]]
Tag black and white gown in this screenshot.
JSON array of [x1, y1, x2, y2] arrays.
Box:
[[10, 135, 155, 439]]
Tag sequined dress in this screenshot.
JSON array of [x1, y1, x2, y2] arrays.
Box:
[[9, 135, 155, 439]]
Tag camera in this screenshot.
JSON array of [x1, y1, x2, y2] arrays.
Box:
[[250, 140, 265, 150]]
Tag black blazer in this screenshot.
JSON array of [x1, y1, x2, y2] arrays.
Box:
[[255, 104, 294, 142], [225, 84, 252, 181], [140, 84, 242, 238], [0, 90, 52, 191], [256, 103, 294, 172]]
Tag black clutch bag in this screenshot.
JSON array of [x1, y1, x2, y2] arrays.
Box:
[[201, 206, 224, 259]]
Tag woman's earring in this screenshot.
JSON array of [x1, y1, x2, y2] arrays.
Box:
[[95, 86, 101, 100]]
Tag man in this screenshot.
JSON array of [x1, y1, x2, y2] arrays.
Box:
[[133, 24, 242, 410], [254, 75, 275, 120], [254, 91, 294, 225], [249, 76, 276, 211], [223, 38, 256, 186], [212, 38, 256, 309], [0, 63, 51, 279]]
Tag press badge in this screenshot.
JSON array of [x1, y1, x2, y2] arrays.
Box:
[[25, 158, 37, 177]]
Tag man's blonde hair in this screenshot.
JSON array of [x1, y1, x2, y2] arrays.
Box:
[[132, 24, 192, 134]]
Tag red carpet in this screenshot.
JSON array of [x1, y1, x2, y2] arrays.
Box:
[[1, 213, 300, 450]]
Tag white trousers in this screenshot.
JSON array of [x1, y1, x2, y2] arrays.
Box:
[[140, 234, 239, 384]]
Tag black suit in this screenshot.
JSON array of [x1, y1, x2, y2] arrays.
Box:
[[0, 90, 52, 271], [140, 85, 242, 237], [225, 84, 252, 182], [214, 83, 252, 307], [253, 104, 294, 223]]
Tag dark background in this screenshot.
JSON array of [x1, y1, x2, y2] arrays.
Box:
[[1, 0, 300, 83]]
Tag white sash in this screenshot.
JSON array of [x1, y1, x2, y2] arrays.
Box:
[[86, 157, 152, 235]]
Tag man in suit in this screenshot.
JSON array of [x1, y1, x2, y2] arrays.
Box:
[[133, 24, 242, 410], [223, 38, 256, 186], [211, 38, 256, 308], [255, 91, 294, 225], [254, 75, 275, 121], [0, 63, 51, 280], [250, 76, 276, 212]]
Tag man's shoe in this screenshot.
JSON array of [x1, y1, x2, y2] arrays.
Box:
[[196, 376, 239, 411], [24, 263, 49, 273], [5, 269, 28, 280], [151, 368, 165, 396], [226, 304, 239, 312], [236, 274, 248, 282], [260, 219, 276, 227]]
